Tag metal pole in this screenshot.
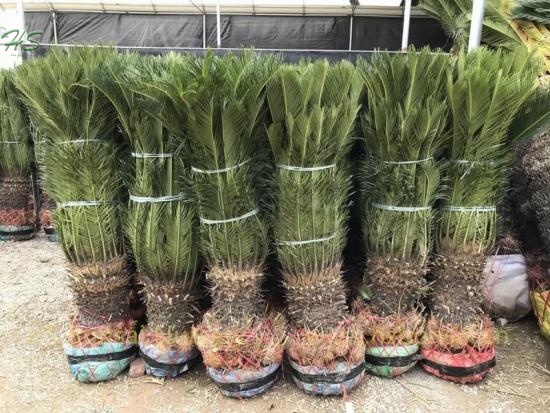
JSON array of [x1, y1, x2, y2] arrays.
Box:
[[202, 13, 206, 48], [16, 0, 25, 33], [401, 0, 412, 51], [14, 0, 25, 65], [52, 11, 59, 44], [216, 3, 221, 48], [468, 0, 485, 51], [348, 15, 353, 51]]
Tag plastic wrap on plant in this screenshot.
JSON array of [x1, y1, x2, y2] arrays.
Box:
[[64, 342, 137, 383], [365, 343, 420, 378], [43, 226, 58, 242], [139, 343, 199, 378], [531, 291, 550, 340], [207, 362, 281, 398], [483, 254, 530, 321], [0, 225, 35, 241], [289, 358, 365, 395], [420, 346, 496, 384]]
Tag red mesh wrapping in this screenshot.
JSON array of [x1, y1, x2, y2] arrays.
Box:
[[421, 345, 496, 384]]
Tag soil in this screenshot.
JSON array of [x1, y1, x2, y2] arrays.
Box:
[[1, 235, 549, 413]]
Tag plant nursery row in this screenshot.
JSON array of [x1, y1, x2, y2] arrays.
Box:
[[0, 46, 549, 397]]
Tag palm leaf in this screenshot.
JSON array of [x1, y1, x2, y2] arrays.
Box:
[[357, 49, 450, 263], [89, 52, 200, 286], [421, 0, 523, 50], [13, 47, 124, 264], [437, 48, 540, 254], [0, 69, 33, 176], [267, 59, 360, 276]]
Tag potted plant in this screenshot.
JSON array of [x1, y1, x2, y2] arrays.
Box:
[[153, 52, 286, 397], [354, 50, 449, 378], [91, 53, 203, 377], [14, 47, 135, 382], [482, 89, 550, 321], [266, 60, 365, 395], [422, 48, 539, 383]]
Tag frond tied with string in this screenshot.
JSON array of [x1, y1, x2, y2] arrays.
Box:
[[148, 51, 286, 382], [267, 59, 364, 375], [0, 69, 35, 236], [13, 48, 135, 381], [353, 50, 450, 372], [420, 48, 540, 383], [186, 52, 279, 321], [90, 53, 202, 374]]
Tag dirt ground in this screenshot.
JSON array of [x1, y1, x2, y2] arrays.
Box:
[[1, 235, 549, 413]]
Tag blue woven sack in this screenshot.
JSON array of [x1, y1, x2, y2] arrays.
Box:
[[207, 362, 281, 398], [64, 342, 137, 383], [289, 358, 365, 395]]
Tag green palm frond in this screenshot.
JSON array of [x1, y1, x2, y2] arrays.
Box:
[[89, 52, 200, 285], [437, 48, 540, 254], [144, 51, 279, 269], [190, 52, 279, 269], [267, 60, 360, 275], [513, 0, 550, 23], [509, 87, 550, 140], [0, 69, 33, 175], [421, 0, 472, 49], [13, 47, 124, 264], [484, 0, 526, 48], [357, 49, 450, 263], [421, 0, 523, 50]]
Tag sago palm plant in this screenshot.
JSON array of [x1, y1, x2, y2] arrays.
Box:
[[266, 59, 364, 392], [509, 0, 550, 74], [0, 69, 35, 234], [13, 48, 134, 382], [422, 49, 540, 382], [90, 53, 202, 376], [421, 0, 550, 73], [144, 51, 285, 392], [354, 50, 450, 376]]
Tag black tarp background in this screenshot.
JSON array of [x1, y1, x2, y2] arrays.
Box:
[[24, 11, 450, 58], [353, 16, 450, 50], [57, 13, 204, 47], [24, 12, 55, 44], [205, 15, 351, 50]]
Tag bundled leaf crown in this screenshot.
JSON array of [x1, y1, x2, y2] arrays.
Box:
[[0, 69, 33, 175], [358, 49, 450, 263], [438, 48, 540, 254], [267, 60, 360, 276], [90, 52, 200, 284], [13, 47, 124, 264], [145, 51, 279, 270]]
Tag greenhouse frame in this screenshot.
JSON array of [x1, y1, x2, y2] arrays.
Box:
[[1, 0, 451, 66]]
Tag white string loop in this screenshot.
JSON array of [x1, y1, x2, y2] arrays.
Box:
[[192, 159, 251, 174], [200, 208, 259, 225], [276, 163, 336, 172], [371, 203, 432, 212]]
